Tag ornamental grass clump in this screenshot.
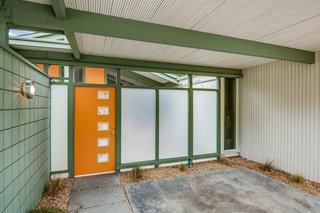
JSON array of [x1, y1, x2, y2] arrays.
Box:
[[291, 175, 305, 184], [218, 155, 229, 165], [178, 164, 187, 172], [259, 161, 274, 172], [132, 164, 142, 181]]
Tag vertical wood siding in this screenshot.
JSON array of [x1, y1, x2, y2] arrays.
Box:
[[239, 52, 320, 182]]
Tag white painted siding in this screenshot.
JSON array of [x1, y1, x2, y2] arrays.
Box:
[[239, 52, 320, 182]]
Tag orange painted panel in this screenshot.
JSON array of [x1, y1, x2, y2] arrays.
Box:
[[49, 65, 60, 77], [85, 67, 105, 84], [36, 64, 44, 71], [74, 87, 116, 176]]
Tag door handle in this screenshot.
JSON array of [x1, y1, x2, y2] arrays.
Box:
[[111, 131, 116, 136]]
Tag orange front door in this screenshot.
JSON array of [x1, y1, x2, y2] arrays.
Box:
[[74, 87, 116, 176]]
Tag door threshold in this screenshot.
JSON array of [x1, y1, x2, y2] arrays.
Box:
[[75, 171, 116, 178]]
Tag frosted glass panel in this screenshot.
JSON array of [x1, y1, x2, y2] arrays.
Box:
[[51, 85, 68, 172], [159, 90, 188, 159], [193, 91, 218, 155], [121, 88, 156, 163]]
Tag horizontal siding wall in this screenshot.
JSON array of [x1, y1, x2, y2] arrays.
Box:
[[0, 46, 50, 212], [239, 52, 320, 182]]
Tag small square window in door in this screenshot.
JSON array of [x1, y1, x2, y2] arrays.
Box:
[[97, 122, 109, 131], [97, 106, 109, 115], [97, 91, 109, 100], [97, 138, 109, 147], [97, 153, 109, 163]]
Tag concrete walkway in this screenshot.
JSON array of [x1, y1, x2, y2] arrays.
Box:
[[67, 173, 131, 213], [125, 168, 320, 213]]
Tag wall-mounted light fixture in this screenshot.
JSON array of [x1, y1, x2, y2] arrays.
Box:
[[21, 80, 35, 99]]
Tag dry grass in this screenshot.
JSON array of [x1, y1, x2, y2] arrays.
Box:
[[35, 174, 73, 212], [291, 174, 305, 184], [119, 157, 320, 197], [178, 164, 187, 172], [218, 155, 230, 165]]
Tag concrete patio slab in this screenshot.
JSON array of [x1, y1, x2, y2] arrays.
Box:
[[68, 173, 130, 213], [72, 173, 121, 191], [77, 202, 130, 213], [125, 167, 320, 213]]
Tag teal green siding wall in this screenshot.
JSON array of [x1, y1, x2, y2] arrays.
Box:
[[0, 46, 50, 213]]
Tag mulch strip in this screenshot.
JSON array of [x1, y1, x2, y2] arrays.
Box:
[[35, 174, 73, 212]]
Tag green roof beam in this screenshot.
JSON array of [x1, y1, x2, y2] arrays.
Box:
[[15, 49, 242, 77], [49, 0, 80, 59], [50, 0, 66, 19], [64, 31, 80, 60], [4, 0, 315, 64]]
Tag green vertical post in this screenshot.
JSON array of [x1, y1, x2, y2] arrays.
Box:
[[68, 66, 75, 178], [155, 89, 159, 168], [44, 64, 50, 75], [59, 65, 63, 77], [188, 75, 193, 167], [217, 77, 221, 157], [232, 78, 237, 150], [0, 19, 8, 46], [115, 69, 121, 172], [104, 68, 108, 84], [82, 67, 86, 83]]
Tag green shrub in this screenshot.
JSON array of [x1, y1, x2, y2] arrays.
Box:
[[30, 207, 65, 213], [259, 161, 274, 171], [291, 175, 305, 184], [178, 164, 187, 172], [218, 155, 229, 165], [132, 164, 142, 181]]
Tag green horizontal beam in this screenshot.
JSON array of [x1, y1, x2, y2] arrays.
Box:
[[117, 157, 189, 170], [191, 153, 220, 160], [5, 0, 315, 64], [15, 49, 242, 77]]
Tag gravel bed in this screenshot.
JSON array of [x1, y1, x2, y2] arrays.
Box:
[[119, 160, 229, 184], [119, 157, 320, 197], [228, 157, 320, 197], [35, 173, 73, 212]]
